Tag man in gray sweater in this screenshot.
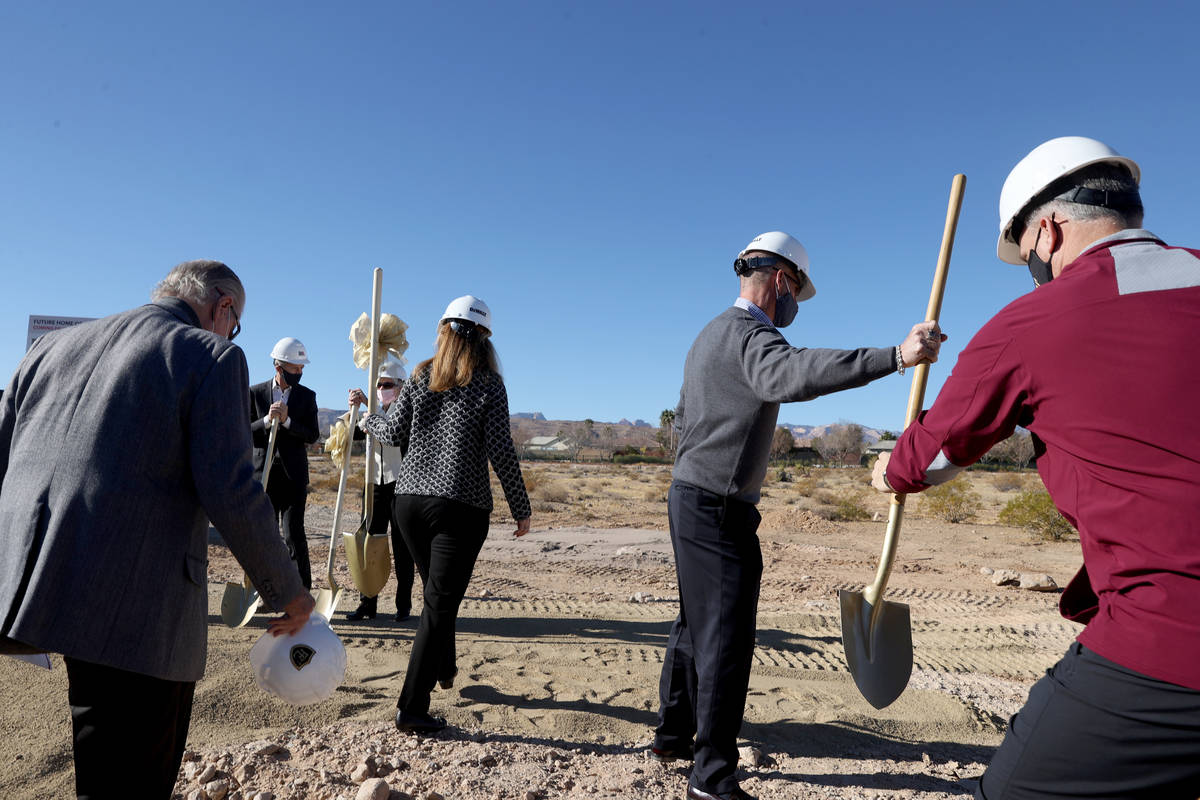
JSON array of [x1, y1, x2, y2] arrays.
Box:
[[654, 231, 943, 800]]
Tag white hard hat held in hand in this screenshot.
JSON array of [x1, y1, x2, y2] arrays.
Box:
[[270, 337, 310, 365], [249, 613, 346, 705]]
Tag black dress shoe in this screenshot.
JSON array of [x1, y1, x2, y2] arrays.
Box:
[[395, 609, 411, 622], [395, 710, 446, 734], [686, 785, 755, 800], [650, 743, 694, 763], [346, 598, 377, 621]]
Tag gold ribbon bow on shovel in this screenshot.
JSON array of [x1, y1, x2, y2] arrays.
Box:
[[839, 173, 965, 709], [343, 267, 397, 598], [220, 417, 280, 628]]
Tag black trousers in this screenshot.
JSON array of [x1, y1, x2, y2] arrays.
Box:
[[357, 481, 416, 612], [977, 642, 1200, 799], [65, 657, 195, 800], [656, 481, 763, 795], [265, 469, 310, 589], [393, 494, 490, 715]]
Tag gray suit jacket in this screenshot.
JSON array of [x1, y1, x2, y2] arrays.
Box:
[[0, 298, 305, 682]]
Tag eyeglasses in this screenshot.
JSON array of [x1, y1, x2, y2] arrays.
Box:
[[377, 381, 396, 389], [784, 270, 806, 295], [215, 288, 241, 341]]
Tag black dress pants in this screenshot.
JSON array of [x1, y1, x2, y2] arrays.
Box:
[[977, 642, 1200, 799], [265, 469, 310, 589], [393, 494, 490, 715], [357, 481, 416, 613], [65, 656, 195, 799], [656, 481, 763, 796]]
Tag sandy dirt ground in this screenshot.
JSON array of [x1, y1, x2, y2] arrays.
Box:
[[0, 464, 1086, 799]]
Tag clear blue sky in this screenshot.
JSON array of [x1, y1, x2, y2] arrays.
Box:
[[3, 2, 1197, 432]]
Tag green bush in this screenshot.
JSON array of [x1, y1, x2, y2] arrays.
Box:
[[827, 490, 872, 522], [998, 488, 1076, 541], [921, 477, 982, 523]]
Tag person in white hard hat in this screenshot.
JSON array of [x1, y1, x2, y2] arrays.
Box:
[[0, 260, 312, 798], [345, 355, 418, 622], [350, 294, 531, 734], [873, 137, 1200, 798], [654, 232, 943, 800], [251, 337, 320, 589]]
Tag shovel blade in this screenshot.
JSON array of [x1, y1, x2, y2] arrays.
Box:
[[343, 528, 391, 598], [314, 587, 343, 619], [839, 589, 913, 709], [220, 581, 260, 628]]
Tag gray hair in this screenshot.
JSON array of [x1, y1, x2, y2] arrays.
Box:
[[1019, 163, 1143, 236], [151, 260, 245, 313]]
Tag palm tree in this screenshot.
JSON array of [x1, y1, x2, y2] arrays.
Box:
[[660, 409, 677, 453]]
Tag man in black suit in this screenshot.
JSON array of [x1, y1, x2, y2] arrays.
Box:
[[251, 337, 319, 589]]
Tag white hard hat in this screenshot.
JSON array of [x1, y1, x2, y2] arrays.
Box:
[[441, 295, 492, 331], [738, 231, 816, 302], [378, 355, 407, 381], [270, 337, 310, 365], [997, 136, 1140, 265], [249, 613, 346, 706]]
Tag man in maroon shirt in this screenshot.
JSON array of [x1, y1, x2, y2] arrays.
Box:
[[874, 137, 1200, 799]]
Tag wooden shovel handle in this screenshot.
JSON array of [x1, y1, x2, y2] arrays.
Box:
[[328, 404, 359, 577], [865, 174, 966, 608], [363, 268, 383, 528]]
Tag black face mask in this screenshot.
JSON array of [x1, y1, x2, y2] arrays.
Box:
[[279, 368, 302, 388], [1025, 218, 1056, 287]]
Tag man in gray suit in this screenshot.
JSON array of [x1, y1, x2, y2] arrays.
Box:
[[0, 260, 314, 799]]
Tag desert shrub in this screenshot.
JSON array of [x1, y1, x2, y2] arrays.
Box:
[[532, 481, 571, 505], [991, 472, 1027, 492], [522, 470, 545, 493], [792, 476, 823, 496], [773, 467, 793, 483], [999, 488, 1075, 541], [613, 453, 673, 464], [826, 490, 872, 521], [813, 489, 838, 507], [921, 478, 982, 523]]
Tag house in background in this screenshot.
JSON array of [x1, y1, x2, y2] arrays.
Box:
[[523, 435, 573, 458]]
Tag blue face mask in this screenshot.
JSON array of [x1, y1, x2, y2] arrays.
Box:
[[773, 276, 798, 327]]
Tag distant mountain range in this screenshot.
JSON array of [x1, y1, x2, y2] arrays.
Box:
[[316, 408, 882, 444]]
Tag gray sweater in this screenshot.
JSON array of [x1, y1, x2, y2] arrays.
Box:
[[672, 306, 896, 504]]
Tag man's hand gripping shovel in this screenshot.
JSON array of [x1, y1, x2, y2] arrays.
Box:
[[839, 174, 965, 709], [220, 417, 280, 628]]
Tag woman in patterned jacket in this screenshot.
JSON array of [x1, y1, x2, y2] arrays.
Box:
[[350, 294, 531, 734]]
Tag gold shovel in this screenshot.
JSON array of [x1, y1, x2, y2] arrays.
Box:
[[313, 406, 357, 618], [344, 267, 392, 598], [839, 173, 965, 709], [220, 417, 280, 628]]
